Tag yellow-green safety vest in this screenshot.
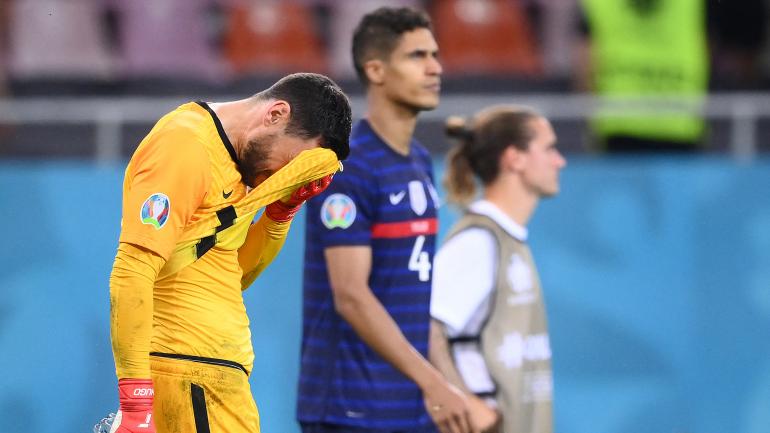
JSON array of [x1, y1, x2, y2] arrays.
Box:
[[583, 0, 708, 142]]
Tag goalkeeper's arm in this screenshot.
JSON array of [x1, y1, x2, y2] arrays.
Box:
[[238, 213, 292, 289], [238, 175, 333, 289], [109, 242, 165, 433]]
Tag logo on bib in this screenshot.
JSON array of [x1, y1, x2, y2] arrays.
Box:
[[321, 193, 356, 229], [140, 193, 170, 230], [507, 254, 536, 305]]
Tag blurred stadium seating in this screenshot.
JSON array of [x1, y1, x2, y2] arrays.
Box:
[[431, 0, 542, 76], [0, 0, 768, 158], [222, 1, 328, 75]]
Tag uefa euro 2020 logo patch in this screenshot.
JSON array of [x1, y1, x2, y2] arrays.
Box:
[[320, 193, 356, 229], [140, 193, 170, 230]]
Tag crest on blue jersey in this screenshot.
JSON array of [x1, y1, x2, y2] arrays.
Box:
[[427, 183, 441, 209], [320, 193, 356, 229], [408, 181, 427, 216], [140, 193, 170, 230]]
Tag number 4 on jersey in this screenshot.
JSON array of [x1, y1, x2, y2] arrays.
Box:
[[409, 235, 431, 282]]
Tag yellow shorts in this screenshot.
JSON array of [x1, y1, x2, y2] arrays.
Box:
[[150, 353, 260, 433]]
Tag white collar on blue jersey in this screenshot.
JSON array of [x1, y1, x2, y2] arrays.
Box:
[[468, 200, 528, 242]]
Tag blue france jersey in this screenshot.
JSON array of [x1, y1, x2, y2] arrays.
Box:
[[298, 120, 439, 430]]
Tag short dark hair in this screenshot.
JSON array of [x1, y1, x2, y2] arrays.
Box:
[[258, 73, 352, 160], [352, 7, 433, 86]]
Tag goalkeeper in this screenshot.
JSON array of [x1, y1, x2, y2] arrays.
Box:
[[106, 73, 351, 433]]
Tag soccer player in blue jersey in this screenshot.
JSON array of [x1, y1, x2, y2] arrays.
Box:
[[298, 6, 477, 433]]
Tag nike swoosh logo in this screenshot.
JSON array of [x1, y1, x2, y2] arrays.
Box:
[[223, 190, 233, 199], [389, 191, 406, 205]]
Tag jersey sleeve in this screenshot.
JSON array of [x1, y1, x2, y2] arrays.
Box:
[[110, 242, 165, 378], [308, 157, 377, 247], [119, 125, 211, 261], [431, 228, 498, 335], [238, 213, 292, 289]]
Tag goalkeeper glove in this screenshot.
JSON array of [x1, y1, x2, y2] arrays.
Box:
[[109, 379, 155, 433], [93, 412, 116, 433], [265, 174, 333, 222]]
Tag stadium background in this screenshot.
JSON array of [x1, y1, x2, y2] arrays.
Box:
[[1, 1, 770, 433]]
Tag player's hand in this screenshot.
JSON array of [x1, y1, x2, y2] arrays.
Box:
[[109, 379, 155, 433], [265, 174, 333, 222], [466, 395, 500, 433], [423, 378, 478, 433]]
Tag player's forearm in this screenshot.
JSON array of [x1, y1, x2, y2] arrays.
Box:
[[110, 243, 164, 378], [429, 319, 473, 394], [430, 322, 500, 431], [238, 214, 292, 288], [333, 286, 444, 391]]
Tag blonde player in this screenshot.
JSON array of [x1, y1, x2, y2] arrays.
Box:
[[430, 106, 566, 433]]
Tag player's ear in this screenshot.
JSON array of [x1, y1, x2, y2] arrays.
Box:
[[264, 100, 291, 127], [363, 59, 386, 85], [501, 146, 525, 173]]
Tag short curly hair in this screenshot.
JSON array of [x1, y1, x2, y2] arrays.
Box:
[[351, 7, 433, 86], [257, 73, 352, 161]]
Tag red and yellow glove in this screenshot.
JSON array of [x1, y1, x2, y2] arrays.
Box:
[[110, 379, 155, 433], [264, 174, 333, 223]]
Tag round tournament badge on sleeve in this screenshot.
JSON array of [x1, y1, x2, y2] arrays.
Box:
[[320, 193, 356, 229], [140, 193, 171, 230]]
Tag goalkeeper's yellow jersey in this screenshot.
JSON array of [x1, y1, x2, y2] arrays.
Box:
[[115, 101, 338, 375], [119, 101, 256, 371]]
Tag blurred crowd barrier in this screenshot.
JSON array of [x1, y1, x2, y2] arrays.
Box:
[[0, 157, 768, 433], [2, 93, 770, 159]]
